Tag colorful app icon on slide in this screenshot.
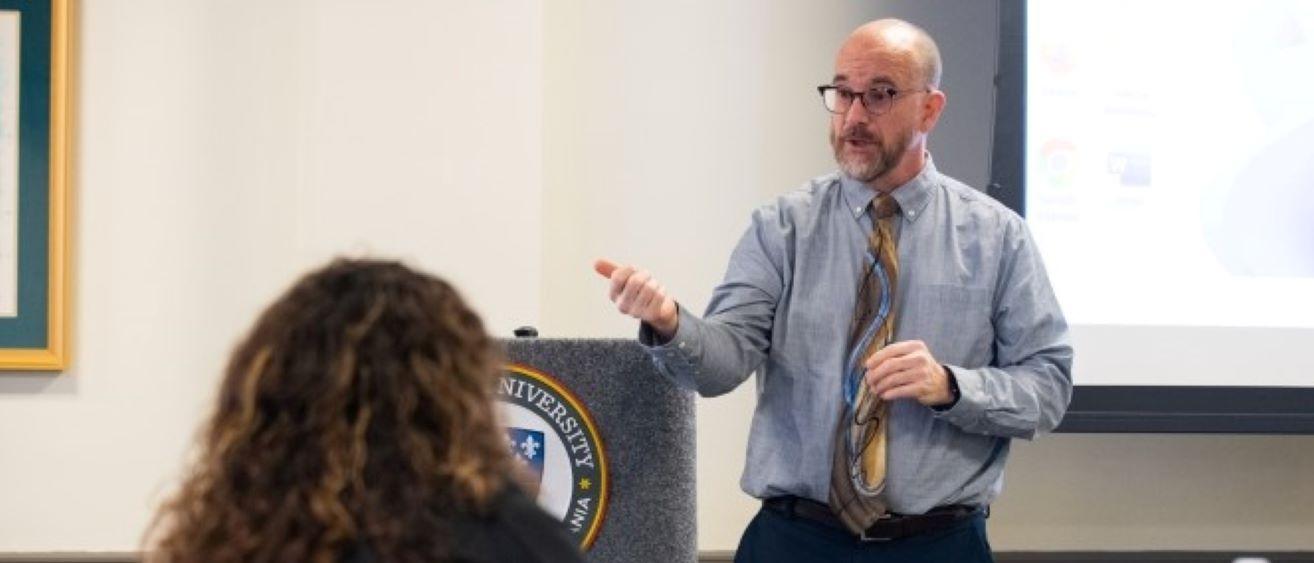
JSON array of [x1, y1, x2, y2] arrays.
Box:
[[1040, 139, 1077, 189]]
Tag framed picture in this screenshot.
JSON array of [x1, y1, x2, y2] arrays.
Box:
[[0, 0, 68, 370]]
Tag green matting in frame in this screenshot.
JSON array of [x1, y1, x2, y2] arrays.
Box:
[[0, 0, 68, 371]]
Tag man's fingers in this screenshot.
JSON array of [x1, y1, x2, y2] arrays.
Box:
[[632, 280, 659, 316], [608, 264, 636, 301], [863, 340, 924, 369], [594, 259, 618, 279], [623, 275, 655, 314], [869, 362, 915, 397], [865, 353, 918, 388], [597, 260, 675, 331], [617, 270, 653, 312]]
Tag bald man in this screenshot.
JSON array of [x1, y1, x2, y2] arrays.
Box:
[[598, 19, 1071, 562]]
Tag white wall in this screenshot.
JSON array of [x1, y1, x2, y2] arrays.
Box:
[[0, 0, 542, 551], [1, 0, 1312, 555]]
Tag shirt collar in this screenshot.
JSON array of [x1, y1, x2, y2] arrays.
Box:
[[839, 155, 939, 223]]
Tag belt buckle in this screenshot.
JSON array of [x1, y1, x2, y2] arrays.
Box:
[[857, 529, 894, 543], [857, 517, 897, 543]]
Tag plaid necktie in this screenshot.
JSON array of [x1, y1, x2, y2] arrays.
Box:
[[828, 193, 900, 535]]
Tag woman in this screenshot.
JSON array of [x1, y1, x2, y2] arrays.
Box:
[[146, 259, 583, 563]]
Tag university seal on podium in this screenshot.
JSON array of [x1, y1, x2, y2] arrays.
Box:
[[498, 364, 609, 550]]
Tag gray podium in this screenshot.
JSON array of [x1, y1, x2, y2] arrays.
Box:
[[503, 338, 697, 563]]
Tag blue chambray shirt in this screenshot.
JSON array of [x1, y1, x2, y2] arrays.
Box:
[[640, 158, 1073, 514]]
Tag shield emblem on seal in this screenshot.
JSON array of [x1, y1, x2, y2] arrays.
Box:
[[507, 426, 546, 489]]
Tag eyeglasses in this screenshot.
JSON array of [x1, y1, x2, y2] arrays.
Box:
[[817, 84, 930, 115]]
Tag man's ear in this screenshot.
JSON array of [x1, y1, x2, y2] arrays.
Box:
[[920, 90, 946, 133]]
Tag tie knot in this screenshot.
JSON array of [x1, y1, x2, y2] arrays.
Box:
[[873, 194, 900, 220]]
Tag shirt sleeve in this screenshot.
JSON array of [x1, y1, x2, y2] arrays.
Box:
[[933, 217, 1074, 439], [638, 203, 788, 397]]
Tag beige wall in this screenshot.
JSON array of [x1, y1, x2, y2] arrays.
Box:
[[1, 0, 1311, 555], [0, 0, 543, 551], [995, 434, 1314, 550]]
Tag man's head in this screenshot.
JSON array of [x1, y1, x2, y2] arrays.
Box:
[[826, 19, 946, 190]]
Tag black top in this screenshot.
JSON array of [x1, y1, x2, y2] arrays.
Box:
[[341, 485, 586, 563]]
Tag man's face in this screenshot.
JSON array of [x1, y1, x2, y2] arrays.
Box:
[[828, 46, 923, 185]]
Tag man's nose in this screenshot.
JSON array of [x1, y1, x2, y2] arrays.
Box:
[[841, 96, 871, 130]]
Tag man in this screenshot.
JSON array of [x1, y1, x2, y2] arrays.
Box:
[[596, 19, 1071, 562]]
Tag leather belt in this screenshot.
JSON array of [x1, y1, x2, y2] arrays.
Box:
[[762, 496, 983, 542]]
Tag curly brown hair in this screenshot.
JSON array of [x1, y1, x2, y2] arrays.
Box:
[[146, 259, 513, 563]]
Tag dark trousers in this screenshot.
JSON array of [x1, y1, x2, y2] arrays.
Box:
[[734, 505, 994, 563]]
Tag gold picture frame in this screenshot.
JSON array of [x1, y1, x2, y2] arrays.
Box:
[[0, 0, 69, 370]]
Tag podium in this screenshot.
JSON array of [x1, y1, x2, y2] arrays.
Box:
[[502, 338, 697, 563]]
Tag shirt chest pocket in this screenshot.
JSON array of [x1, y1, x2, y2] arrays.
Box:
[[898, 283, 994, 366]]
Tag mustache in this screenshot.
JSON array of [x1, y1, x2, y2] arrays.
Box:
[[840, 127, 875, 142]]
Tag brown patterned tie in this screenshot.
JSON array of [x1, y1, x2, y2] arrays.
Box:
[[828, 193, 900, 535]]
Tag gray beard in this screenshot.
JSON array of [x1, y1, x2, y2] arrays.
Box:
[[837, 150, 889, 183], [832, 129, 914, 184]]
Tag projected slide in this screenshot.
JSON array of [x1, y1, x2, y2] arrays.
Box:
[[1026, 1, 1314, 330]]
